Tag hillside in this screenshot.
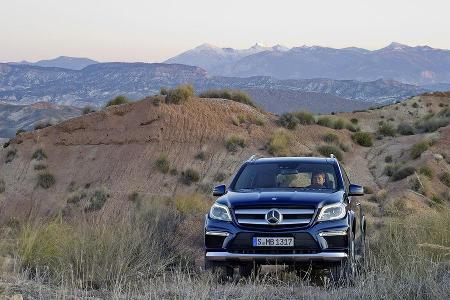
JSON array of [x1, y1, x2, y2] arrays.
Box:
[[1, 93, 449, 223], [9, 56, 99, 70], [0, 102, 81, 140]]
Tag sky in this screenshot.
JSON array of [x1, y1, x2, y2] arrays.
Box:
[[1, 0, 449, 63]]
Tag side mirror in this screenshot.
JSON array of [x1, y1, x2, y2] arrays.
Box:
[[349, 184, 364, 196], [213, 184, 227, 197]]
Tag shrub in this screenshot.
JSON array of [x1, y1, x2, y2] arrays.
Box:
[[180, 168, 200, 185], [0, 178, 5, 193], [32, 149, 47, 161], [410, 140, 430, 159], [397, 123, 415, 135], [67, 191, 87, 204], [323, 133, 339, 144], [316, 144, 343, 161], [378, 123, 396, 137], [214, 172, 227, 182], [385, 155, 393, 163], [16, 128, 26, 136], [316, 116, 334, 128], [350, 118, 358, 124], [267, 129, 293, 156], [294, 111, 315, 125], [391, 166, 416, 181], [175, 194, 210, 214], [82, 106, 96, 114], [128, 191, 141, 203], [160, 87, 168, 95], [251, 115, 266, 126], [416, 110, 450, 133], [5, 149, 17, 163], [364, 186, 374, 194], [165, 84, 194, 104], [169, 168, 178, 176], [195, 151, 206, 161], [412, 102, 419, 108], [105, 95, 129, 107], [155, 155, 170, 174], [225, 135, 246, 152], [151, 95, 164, 106], [199, 89, 255, 107], [439, 172, 450, 187], [384, 163, 401, 177], [333, 118, 345, 129], [345, 122, 360, 132], [278, 113, 298, 129], [419, 166, 433, 179], [37, 172, 55, 189], [85, 189, 109, 212], [352, 132, 373, 147], [34, 122, 52, 130], [34, 164, 47, 171]]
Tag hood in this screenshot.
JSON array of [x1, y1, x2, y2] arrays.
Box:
[[217, 190, 344, 209]]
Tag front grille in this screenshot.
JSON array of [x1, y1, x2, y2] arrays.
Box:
[[228, 232, 320, 251], [234, 206, 315, 229]]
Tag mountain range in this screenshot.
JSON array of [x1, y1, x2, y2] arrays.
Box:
[[165, 42, 450, 85], [0, 62, 427, 113], [8, 56, 98, 70]]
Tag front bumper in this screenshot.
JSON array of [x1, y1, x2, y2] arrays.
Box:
[[206, 251, 347, 262], [205, 214, 350, 263]]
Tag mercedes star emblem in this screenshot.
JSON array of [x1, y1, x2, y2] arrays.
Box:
[[265, 209, 282, 225]]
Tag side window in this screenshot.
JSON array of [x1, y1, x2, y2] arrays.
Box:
[[341, 166, 350, 192]]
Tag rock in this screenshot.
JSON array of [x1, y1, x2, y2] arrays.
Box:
[[434, 153, 444, 161], [10, 294, 23, 300]]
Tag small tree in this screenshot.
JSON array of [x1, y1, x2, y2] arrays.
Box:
[[105, 95, 129, 107]]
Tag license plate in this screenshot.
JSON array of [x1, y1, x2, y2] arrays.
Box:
[[252, 237, 294, 247]]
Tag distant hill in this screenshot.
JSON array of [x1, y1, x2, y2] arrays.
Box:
[[0, 63, 427, 113], [166, 42, 450, 85], [0, 102, 81, 139], [9, 56, 98, 70]]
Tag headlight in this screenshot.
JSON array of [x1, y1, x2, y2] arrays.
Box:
[[317, 203, 346, 222], [209, 203, 232, 221]]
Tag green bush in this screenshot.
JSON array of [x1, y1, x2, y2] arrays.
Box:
[[416, 109, 450, 133], [267, 129, 293, 156], [180, 168, 200, 185], [85, 189, 109, 212], [278, 113, 299, 129], [225, 135, 246, 152], [316, 116, 334, 128], [165, 84, 195, 104], [37, 172, 55, 189], [419, 166, 433, 179], [32, 149, 47, 161], [155, 155, 170, 174], [397, 123, 415, 135], [385, 155, 393, 163], [105, 95, 129, 107], [160, 87, 168, 95], [384, 163, 401, 177], [410, 140, 430, 159], [294, 111, 315, 125], [439, 172, 450, 187], [391, 166, 416, 181], [352, 132, 373, 147], [378, 123, 396, 137], [350, 118, 358, 124], [82, 106, 96, 114], [333, 118, 345, 129], [199, 89, 255, 107], [323, 133, 339, 144], [316, 144, 343, 161], [0, 178, 5, 193], [345, 122, 360, 132], [67, 191, 87, 204]]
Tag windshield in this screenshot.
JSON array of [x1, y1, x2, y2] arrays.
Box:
[[232, 162, 339, 192]]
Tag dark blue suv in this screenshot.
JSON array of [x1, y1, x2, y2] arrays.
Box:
[[204, 155, 366, 281]]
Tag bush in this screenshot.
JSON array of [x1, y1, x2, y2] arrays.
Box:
[[364, 186, 374, 194], [267, 129, 293, 156], [397, 123, 415, 135], [316, 116, 334, 128], [105, 95, 129, 107], [34, 122, 52, 130], [32, 149, 47, 161], [85, 189, 109, 212], [416, 110, 450, 133], [384, 163, 400, 177], [165, 84, 195, 104], [225, 135, 246, 152], [34, 164, 47, 171], [345, 122, 360, 132], [333, 118, 345, 130], [214, 172, 227, 182], [278, 113, 299, 129], [251, 115, 266, 126], [37, 172, 55, 189], [195, 151, 206, 160], [128, 191, 141, 203], [419, 166, 433, 179], [160, 87, 168, 95], [294, 111, 315, 125], [67, 191, 87, 204], [323, 133, 339, 144], [82, 106, 96, 114], [199, 89, 255, 107], [378, 123, 396, 137], [5, 149, 17, 163], [316, 144, 343, 161], [385, 155, 393, 163], [16, 128, 26, 136], [410, 140, 430, 159], [180, 168, 200, 185], [352, 132, 373, 147], [439, 172, 450, 187], [350, 118, 358, 124], [0, 178, 5, 193], [391, 166, 416, 181], [155, 155, 170, 174]]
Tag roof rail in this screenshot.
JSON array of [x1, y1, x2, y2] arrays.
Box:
[[247, 154, 260, 162], [330, 154, 336, 159]]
